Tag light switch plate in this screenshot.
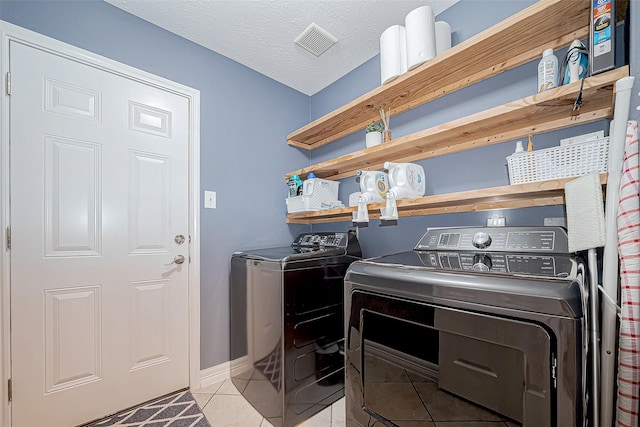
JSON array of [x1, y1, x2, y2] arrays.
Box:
[[204, 191, 216, 209]]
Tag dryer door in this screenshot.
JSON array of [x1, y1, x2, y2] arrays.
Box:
[[435, 309, 552, 425], [347, 290, 556, 427]]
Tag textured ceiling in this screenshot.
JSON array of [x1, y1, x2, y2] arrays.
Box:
[[104, 0, 458, 95]]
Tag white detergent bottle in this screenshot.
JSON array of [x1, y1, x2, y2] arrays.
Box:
[[353, 170, 389, 225], [381, 162, 426, 221], [537, 48, 558, 92], [384, 162, 426, 198], [356, 170, 389, 202], [301, 172, 317, 196]]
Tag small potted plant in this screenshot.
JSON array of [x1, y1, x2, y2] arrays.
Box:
[[365, 121, 384, 148]]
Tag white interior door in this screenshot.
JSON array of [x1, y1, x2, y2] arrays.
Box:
[[9, 40, 190, 426]]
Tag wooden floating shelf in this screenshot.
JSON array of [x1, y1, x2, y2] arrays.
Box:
[[285, 67, 628, 182], [287, 0, 592, 150], [286, 175, 608, 224]]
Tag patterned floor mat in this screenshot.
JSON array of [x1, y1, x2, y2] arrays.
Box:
[[82, 390, 211, 427]]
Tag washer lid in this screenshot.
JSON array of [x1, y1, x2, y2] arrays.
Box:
[[233, 229, 361, 263], [233, 245, 350, 262]]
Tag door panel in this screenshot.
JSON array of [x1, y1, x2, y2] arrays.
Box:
[[10, 40, 190, 426], [44, 135, 102, 257], [129, 152, 170, 253], [129, 279, 171, 370], [44, 77, 102, 122], [44, 286, 102, 393], [129, 101, 172, 137]]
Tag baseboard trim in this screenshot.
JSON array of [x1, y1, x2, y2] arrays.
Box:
[[199, 362, 230, 389], [199, 356, 250, 389]]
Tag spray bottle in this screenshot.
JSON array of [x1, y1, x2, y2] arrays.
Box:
[[380, 162, 426, 221]]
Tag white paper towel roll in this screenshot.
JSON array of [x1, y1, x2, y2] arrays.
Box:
[[435, 21, 452, 55], [380, 25, 407, 85], [405, 6, 436, 70]]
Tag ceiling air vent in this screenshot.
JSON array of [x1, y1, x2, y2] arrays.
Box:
[[294, 23, 337, 57]]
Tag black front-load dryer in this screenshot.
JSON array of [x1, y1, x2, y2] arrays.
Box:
[[230, 230, 361, 427]]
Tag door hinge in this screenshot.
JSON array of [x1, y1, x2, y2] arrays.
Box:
[[7, 379, 12, 402], [5, 72, 11, 96], [5, 227, 10, 250]]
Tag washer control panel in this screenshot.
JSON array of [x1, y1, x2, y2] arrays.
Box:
[[418, 251, 574, 277], [415, 226, 569, 254]]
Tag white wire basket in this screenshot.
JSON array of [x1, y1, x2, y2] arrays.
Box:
[[506, 137, 609, 184], [286, 179, 340, 213]]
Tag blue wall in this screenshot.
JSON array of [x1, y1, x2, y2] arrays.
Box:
[[1, 0, 637, 370], [0, 0, 310, 370]]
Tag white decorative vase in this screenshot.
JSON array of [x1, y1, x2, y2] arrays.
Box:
[[366, 131, 383, 148]]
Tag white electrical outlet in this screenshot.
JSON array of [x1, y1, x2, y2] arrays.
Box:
[[486, 213, 505, 226], [204, 191, 216, 209], [544, 217, 565, 227]]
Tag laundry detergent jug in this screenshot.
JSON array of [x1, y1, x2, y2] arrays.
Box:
[[381, 162, 426, 221]]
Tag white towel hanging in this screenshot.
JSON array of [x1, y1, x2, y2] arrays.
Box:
[[614, 120, 639, 427]]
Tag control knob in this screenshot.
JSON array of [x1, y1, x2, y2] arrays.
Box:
[[472, 254, 492, 272], [472, 232, 492, 249]]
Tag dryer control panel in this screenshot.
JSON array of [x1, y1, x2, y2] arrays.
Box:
[[292, 232, 348, 248]]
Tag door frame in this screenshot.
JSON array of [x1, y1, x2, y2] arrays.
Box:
[[0, 21, 202, 427]]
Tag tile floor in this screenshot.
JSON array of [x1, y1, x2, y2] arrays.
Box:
[[191, 379, 344, 427], [192, 371, 520, 427]]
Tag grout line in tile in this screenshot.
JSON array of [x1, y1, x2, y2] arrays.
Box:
[[191, 392, 215, 411]]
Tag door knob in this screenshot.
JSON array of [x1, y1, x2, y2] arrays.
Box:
[[165, 255, 185, 266]]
